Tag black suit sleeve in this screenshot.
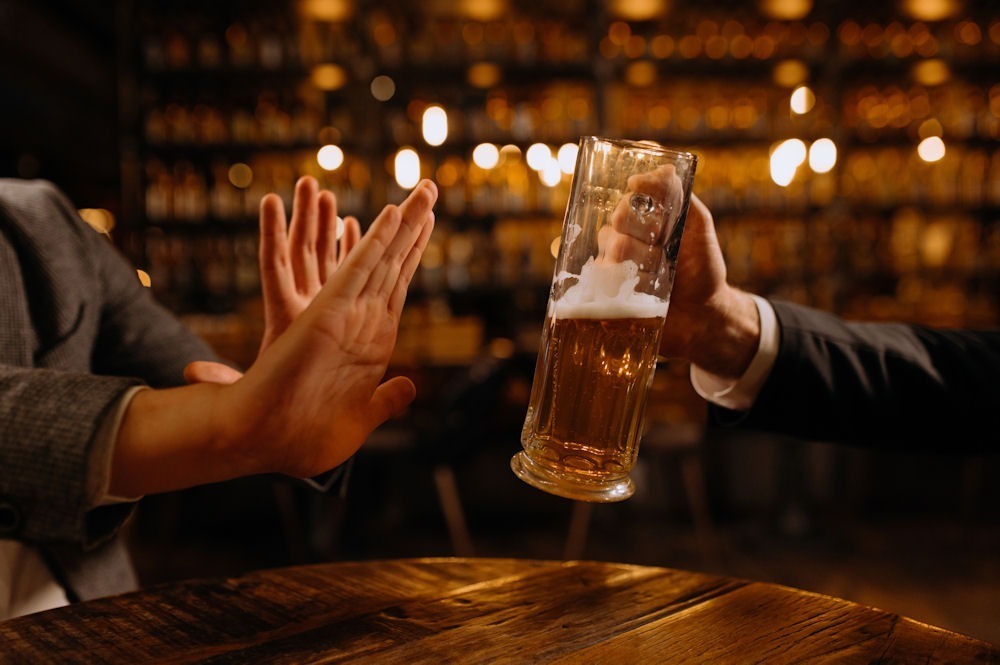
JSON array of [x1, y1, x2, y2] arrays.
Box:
[[711, 300, 1000, 454]]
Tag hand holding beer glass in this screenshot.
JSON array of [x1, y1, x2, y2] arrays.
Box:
[[512, 136, 698, 502]]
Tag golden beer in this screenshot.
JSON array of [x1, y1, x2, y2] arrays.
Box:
[[517, 311, 663, 500]]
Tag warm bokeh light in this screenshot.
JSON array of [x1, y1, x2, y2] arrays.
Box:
[[526, 143, 553, 171], [467, 62, 502, 89], [228, 163, 253, 188], [488, 337, 516, 360], [808, 138, 837, 173], [456, 0, 506, 21], [918, 136, 946, 162], [370, 75, 396, 101], [318, 126, 342, 144], [557, 143, 578, 174], [758, 0, 812, 20], [773, 59, 809, 87], [394, 148, 421, 188], [539, 159, 562, 187], [300, 0, 354, 21], [901, 0, 962, 22], [310, 64, 348, 91], [625, 61, 657, 87], [500, 144, 522, 162], [317, 144, 344, 171], [436, 158, 461, 187], [422, 105, 448, 146], [472, 143, 500, 169], [421, 241, 444, 270], [606, 0, 668, 21], [911, 58, 951, 86], [790, 86, 816, 114], [918, 118, 944, 138], [770, 139, 807, 186], [78, 208, 115, 234]]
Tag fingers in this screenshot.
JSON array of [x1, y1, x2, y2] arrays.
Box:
[[339, 216, 360, 265], [610, 164, 684, 245], [597, 164, 688, 272], [373, 180, 438, 297], [315, 189, 339, 284], [597, 224, 661, 272], [289, 178, 361, 288], [321, 214, 361, 285], [677, 193, 721, 265], [333, 205, 402, 299], [259, 192, 293, 302], [388, 209, 435, 315], [334, 180, 437, 299], [289, 176, 322, 292], [685, 193, 715, 234], [318, 180, 436, 308]]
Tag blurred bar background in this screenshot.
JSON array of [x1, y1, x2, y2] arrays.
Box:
[[1, 0, 998, 643]]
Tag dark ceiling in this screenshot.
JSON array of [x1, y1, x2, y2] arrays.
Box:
[[0, 0, 120, 209]]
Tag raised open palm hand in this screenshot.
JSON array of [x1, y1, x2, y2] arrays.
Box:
[[257, 175, 361, 354], [222, 179, 438, 477], [185, 176, 360, 385]]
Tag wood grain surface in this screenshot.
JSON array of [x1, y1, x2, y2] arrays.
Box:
[[0, 558, 996, 664]]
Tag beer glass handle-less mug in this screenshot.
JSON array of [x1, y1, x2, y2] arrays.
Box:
[[512, 136, 698, 503]]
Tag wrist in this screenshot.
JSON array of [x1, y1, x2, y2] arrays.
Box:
[[109, 382, 238, 496], [686, 286, 761, 380]]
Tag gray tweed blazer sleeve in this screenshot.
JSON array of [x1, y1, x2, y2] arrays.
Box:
[[0, 178, 219, 549]]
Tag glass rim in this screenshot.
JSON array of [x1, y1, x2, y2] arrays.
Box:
[[579, 135, 698, 164]]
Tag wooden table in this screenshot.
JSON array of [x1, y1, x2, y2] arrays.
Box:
[[1, 558, 996, 663]]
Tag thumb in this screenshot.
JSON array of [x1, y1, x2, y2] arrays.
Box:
[[366, 376, 418, 426], [184, 361, 244, 385]]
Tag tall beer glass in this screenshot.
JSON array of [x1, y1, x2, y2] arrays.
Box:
[[512, 136, 697, 502]]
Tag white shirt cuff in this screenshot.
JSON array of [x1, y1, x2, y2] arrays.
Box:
[[690, 294, 778, 411], [88, 385, 148, 507]]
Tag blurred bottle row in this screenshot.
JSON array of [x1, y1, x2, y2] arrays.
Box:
[[140, 79, 1000, 169], [844, 82, 1000, 140], [142, 81, 599, 148], [142, 142, 1000, 228], [138, 10, 1000, 72]]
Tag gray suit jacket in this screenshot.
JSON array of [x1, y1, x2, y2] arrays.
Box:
[[0, 179, 218, 601]]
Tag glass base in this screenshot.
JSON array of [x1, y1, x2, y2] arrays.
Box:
[[510, 451, 634, 503]]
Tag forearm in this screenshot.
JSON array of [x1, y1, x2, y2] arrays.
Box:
[[109, 382, 247, 497]]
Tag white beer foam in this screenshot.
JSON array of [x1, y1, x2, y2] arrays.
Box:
[[551, 257, 668, 320]]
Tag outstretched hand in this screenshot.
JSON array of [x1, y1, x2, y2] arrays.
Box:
[[111, 179, 438, 497], [185, 176, 361, 385], [215, 179, 438, 479], [257, 176, 362, 354]]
